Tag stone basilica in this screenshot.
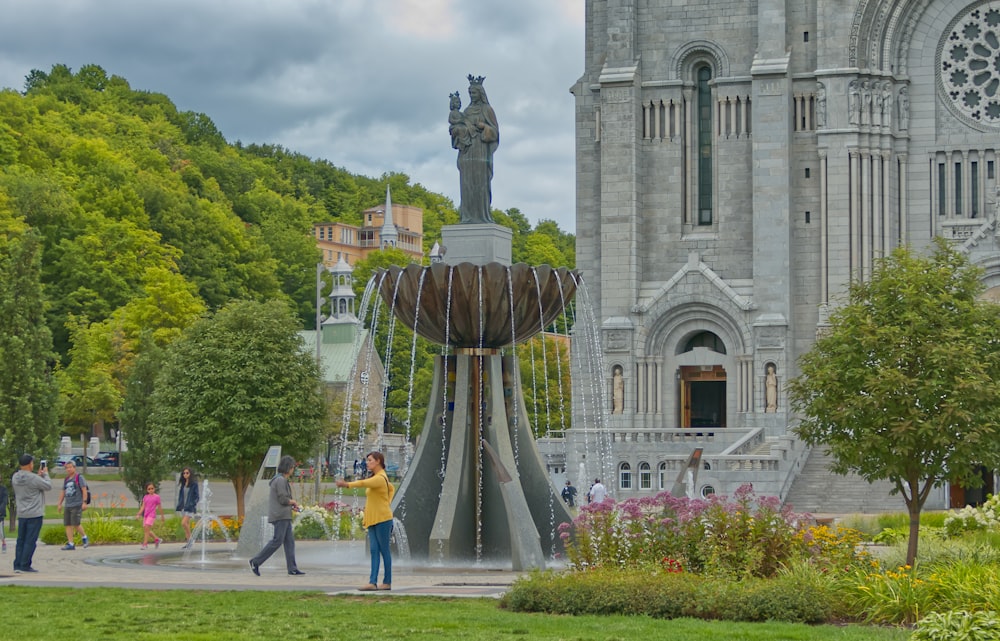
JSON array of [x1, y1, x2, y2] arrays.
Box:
[[562, 0, 1000, 511]]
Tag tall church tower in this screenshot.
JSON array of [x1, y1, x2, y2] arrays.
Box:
[[570, 0, 1000, 510]]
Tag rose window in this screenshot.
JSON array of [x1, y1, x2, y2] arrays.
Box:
[[940, 2, 1000, 127]]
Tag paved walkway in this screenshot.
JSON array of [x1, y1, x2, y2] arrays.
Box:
[[5, 477, 521, 596], [0, 540, 520, 596]]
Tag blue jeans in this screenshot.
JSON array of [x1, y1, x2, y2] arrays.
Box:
[[368, 520, 393, 585], [15, 516, 43, 571]]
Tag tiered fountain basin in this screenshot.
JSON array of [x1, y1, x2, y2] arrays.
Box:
[[377, 262, 577, 348]]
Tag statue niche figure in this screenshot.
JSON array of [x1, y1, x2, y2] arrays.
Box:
[[450, 74, 499, 224]]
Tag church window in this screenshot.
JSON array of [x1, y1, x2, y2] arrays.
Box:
[[619, 462, 632, 490], [696, 66, 714, 225], [972, 162, 980, 217], [639, 462, 651, 490], [955, 162, 963, 214], [682, 331, 727, 355], [658, 462, 667, 490], [939, 2, 1000, 128], [938, 163, 947, 216]]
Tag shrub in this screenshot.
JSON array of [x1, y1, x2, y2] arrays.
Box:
[[500, 567, 841, 624], [945, 494, 1000, 537], [911, 610, 1000, 641], [559, 484, 846, 579]]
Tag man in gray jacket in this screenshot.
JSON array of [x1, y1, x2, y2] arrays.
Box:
[[12, 454, 51, 573]]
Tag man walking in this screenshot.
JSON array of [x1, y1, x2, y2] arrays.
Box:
[[12, 454, 51, 573], [56, 461, 89, 550]]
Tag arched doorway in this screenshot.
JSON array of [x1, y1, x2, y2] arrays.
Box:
[[680, 365, 726, 427], [677, 332, 727, 428]]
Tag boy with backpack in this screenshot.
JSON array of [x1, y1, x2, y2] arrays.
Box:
[[56, 461, 90, 550]]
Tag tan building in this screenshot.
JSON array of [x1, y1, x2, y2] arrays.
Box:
[[313, 187, 424, 267]]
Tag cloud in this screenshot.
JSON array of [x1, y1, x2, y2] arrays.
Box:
[[0, 0, 583, 231]]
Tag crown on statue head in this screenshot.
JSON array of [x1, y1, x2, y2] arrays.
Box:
[[467, 74, 486, 86], [449, 91, 461, 99]]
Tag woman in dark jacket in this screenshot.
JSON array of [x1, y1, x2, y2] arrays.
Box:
[[176, 467, 200, 548]]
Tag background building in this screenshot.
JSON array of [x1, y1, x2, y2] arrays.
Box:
[[313, 187, 424, 267], [568, 0, 1000, 511]]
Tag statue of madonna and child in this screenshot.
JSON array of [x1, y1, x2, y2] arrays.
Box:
[[448, 74, 499, 224]]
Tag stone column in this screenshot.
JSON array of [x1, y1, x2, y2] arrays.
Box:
[[750, 0, 792, 322]]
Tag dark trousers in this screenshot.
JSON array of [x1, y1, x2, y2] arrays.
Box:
[[250, 519, 297, 572], [15, 516, 43, 571]]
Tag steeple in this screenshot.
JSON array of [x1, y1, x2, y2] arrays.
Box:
[[380, 184, 398, 249], [321, 256, 359, 345]]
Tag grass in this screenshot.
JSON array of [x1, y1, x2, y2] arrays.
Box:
[[0, 587, 909, 641]]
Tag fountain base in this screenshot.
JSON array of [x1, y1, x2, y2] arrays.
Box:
[[391, 352, 571, 570]]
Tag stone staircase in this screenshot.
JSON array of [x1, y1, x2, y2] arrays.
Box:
[[783, 448, 903, 514]]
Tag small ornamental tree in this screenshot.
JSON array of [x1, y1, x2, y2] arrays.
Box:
[[788, 240, 1000, 566], [150, 299, 326, 518]]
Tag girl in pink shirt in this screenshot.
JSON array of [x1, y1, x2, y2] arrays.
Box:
[[136, 483, 164, 549]]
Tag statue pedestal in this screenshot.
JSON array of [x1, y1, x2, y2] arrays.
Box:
[[441, 224, 512, 266]]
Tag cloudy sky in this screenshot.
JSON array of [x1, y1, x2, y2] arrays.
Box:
[[0, 0, 584, 231]]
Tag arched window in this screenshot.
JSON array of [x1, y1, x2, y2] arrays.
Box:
[[682, 331, 727, 355], [619, 462, 632, 490], [658, 462, 668, 490], [639, 462, 652, 490], [696, 65, 713, 225]]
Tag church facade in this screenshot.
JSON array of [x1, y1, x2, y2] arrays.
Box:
[[568, 0, 1000, 508]]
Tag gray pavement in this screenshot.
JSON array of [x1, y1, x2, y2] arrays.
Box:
[[4, 475, 521, 597]]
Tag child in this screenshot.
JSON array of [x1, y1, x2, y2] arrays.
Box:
[[136, 482, 165, 549]]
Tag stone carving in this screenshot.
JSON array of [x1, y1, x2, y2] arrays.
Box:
[[765, 363, 777, 413], [898, 86, 909, 131], [860, 80, 872, 126], [882, 82, 893, 129], [612, 366, 624, 414], [848, 81, 860, 125], [450, 75, 499, 224], [816, 83, 826, 128], [873, 82, 884, 127]]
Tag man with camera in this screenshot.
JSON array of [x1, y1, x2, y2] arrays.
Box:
[[11, 454, 51, 573]]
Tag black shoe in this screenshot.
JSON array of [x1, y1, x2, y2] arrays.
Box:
[[288, 569, 305, 576], [249, 560, 260, 576], [22, 567, 38, 573]]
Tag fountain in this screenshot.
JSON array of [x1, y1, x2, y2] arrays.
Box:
[[376, 263, 579, 570], [337, 75, 611, 571], [183, 478, 234, 562]]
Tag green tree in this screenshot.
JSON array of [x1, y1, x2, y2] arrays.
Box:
[[0, 212, 61, 519], [788, 240, 1000, 566], [150, 299, 327, 517], [119, 336, 170, 502]]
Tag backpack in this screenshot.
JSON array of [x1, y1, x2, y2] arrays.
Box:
[[74, 474, 91, 505]]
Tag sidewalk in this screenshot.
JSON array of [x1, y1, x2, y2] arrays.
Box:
[[0, 539, 519, 597], [10, 475, 520, 596]]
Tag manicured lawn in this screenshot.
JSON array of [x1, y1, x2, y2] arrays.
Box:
[[0, 587, 909, 641]]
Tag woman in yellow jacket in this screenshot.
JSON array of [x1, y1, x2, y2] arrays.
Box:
[[336, 451, 395, 591]]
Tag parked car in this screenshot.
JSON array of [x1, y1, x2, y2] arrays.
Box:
[[56, 454, 96, 468], [93, 451, 120, 467]]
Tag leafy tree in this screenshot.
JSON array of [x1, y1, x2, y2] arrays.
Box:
[[119, 336, 170, 502], [0, 211, 61, 520], [788, 240, 1000, 566], [150, 299, 327, 517], [56, 315, 123, 436]]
